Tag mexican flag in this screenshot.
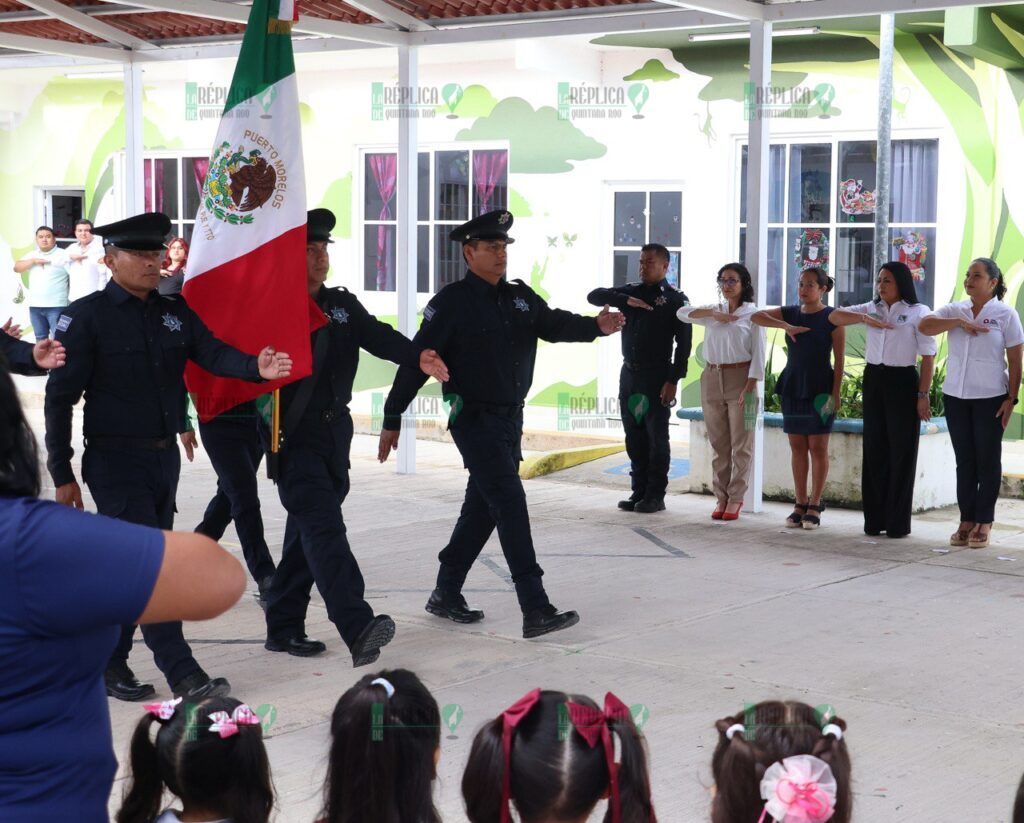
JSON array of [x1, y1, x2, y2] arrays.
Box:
[[184, 0, 323, 422]]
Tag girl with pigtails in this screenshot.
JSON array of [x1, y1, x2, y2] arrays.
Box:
[[462, 688, 656, 823], [710, 701, 852, 823], [116, 696, 274, 823]]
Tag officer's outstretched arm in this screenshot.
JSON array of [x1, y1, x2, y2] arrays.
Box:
[[185, 305, 264, 382], [535, 293, 606, 344], [45, 309, 93, 490], [350, 297, 423, 370], [586, 285, 630, 309], [138, 531, 245, 624]]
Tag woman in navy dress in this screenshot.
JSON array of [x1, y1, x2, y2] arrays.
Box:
[[752, 267, 845, 529], [0, 362, 246, 822]]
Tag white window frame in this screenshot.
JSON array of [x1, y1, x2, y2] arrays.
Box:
[[142, 150, 210, 242]]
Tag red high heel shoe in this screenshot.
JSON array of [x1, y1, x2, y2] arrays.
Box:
[[722, 503, 743, 521], [711, 504, 726, 520]]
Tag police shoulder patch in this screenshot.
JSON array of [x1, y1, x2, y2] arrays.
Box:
[[423, 305, 436, 322], [56, 314, 72, 332]]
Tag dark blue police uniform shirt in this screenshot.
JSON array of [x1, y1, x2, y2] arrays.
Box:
[[0, 496, 164, 821], [0, 333, 45, 376]]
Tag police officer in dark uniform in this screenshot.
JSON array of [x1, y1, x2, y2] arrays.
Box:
[[377, 210, 625, 638], [1, 318, 65, 375], [587, 243, 692, 513], [263, 208, 449, 668], [44, 212, 293, 701], [191, 398, 275, 603]]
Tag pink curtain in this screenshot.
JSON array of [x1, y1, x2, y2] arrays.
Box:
[[144, 159, 153, 212], [368, 154, 397, 290], [473, 150, 508, 214], [192, 157, 210, 202]]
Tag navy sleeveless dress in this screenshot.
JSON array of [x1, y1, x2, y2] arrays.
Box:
[[775, 305, 837, 434]]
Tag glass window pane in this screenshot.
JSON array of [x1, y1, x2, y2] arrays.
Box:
[[738, 228, 784, 304], [148, 159, 179, 220], [182, 223, 195, 245], [434, 225, 463, 292], [787, 228, 831, 305], [667, 251, 681, 289], [435, 150, 469, 222], [613, 250, 640, 287], [365, 153, 397, 221], [418, 224, 429, 293], [417, 152, 430, 222], [614, 192, 645, 246], [891, 140, 938, 223], [835, 227, 875, 307], [184, 157, 208, 219], [890, 227, 935, 308], [144, 159, 153, 212], [740, 145, 784, 224], [472, 149, 509, 217], [650, 191, 682, 247], [50, 195, 82, 241], [837, 141, 876, 224], [788, 144, 831, 224], [364, 224, 396, 291]]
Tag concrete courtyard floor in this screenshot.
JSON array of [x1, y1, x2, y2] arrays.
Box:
[[21, 399, 1024, 823]]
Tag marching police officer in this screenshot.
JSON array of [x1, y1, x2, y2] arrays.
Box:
[[191, 398, 276, 604], [44, 212, 292, 701], [263, 208, 448, 668], [378, 209, 625, 638], [587, 243, 692, 513], [1, 318, 65, 375]]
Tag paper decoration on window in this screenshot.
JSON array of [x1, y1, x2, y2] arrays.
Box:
[[839, 178, 877, 215], [891, 230, 928, 282], [794, 229, 829, 273]]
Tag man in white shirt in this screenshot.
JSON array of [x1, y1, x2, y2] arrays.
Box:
[[65, 219, 108, 302], [12, 226, 69, 341]]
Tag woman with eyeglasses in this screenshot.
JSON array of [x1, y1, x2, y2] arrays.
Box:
[[827, 262, 936, 539], [677, 263, 764, 520], [751, 267, 844, 530], [918, 258, 1023, 549]]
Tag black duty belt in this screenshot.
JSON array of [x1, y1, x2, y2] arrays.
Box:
[[87, 435, 176, 450], [464, 401, 524, 418]]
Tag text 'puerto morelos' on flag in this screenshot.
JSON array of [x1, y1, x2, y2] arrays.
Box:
[[183, 0, 323, 422]]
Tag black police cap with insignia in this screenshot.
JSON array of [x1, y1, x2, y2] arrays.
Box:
[[307, 208, 336, 244], [449, 209, 515, 245], [93, 212, 171, 251]]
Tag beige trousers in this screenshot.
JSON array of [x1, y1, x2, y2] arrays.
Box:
[[700, 368, 756, 504]]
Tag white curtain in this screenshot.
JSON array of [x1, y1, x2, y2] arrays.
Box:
[[891, 140, 938, 223]]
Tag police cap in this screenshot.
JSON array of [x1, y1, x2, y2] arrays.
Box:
[[307, 208, 336, 244], [93, 212, 171, 251], [448, 209, 515, 245]]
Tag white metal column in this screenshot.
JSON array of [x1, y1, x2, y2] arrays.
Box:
[[743, 21, 772, 513], [123, 61, 144, 216], [873, 13, 895, 272], [395, 44, 419, 474]]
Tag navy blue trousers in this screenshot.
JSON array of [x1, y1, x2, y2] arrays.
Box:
[[619, 366, 672, 499], [83, 445, 200, 687]]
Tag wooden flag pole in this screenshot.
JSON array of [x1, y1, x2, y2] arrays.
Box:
[[268, 388, 281, 481]]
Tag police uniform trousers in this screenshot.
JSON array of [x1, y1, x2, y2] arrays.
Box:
[[862, 364, 922, 536], [436, 406, 548, 612], [700, 365, 756, 505], [195, 414, 275, 583], [82, 443, 201, 686], [619, 365, 672, 500], [264, 412, 374, 649]]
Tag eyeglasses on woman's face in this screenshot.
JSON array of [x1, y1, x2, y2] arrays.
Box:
[[719, 278, 740, 287]]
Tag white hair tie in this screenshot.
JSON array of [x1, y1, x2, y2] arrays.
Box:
[[725, 723, 745, 740], [371, 677, 395, 698], [821, 723, 843, 741]]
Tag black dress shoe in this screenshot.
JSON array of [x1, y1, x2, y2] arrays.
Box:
[[172, 671, 231, 699], [617, 492, 644, 511], [255, 574, 275, 612], [522, 605, 580, 639], [425, 588, 485, 623], [351, 615, 396, 667], [634, 496, 666, 513], [264, 635, 326, 657], [105, 664, 156, 702]]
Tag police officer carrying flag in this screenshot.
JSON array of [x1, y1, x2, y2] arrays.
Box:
[[44, 212, 293, 701], [262, 209, 449, 667], [378, 209, 625, 638]]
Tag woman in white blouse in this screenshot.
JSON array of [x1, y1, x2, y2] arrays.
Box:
[[919, 258, 1024, 549], [677, 263, 765, 521], [828, 262, 936, 539]]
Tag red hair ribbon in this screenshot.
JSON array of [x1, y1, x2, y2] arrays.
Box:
[[566, 692, 633, 823], [499, 688, 542, 823]]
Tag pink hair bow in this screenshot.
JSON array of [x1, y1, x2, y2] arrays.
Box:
[[758, 755, 837, 823], [499, 688, 542, 823], [144, 697, 182, 721], [566, 693, 633, 823], [207, 704, 261, 739]]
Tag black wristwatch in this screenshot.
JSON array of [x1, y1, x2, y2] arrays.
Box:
[[1008, 395, 1020, 406]]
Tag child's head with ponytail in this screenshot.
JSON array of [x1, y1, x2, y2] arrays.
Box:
[[116, 696, 274, 823], [320, 668, 441, 823], [462, 688, 656, 823], [711, 700, 852, 823]]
